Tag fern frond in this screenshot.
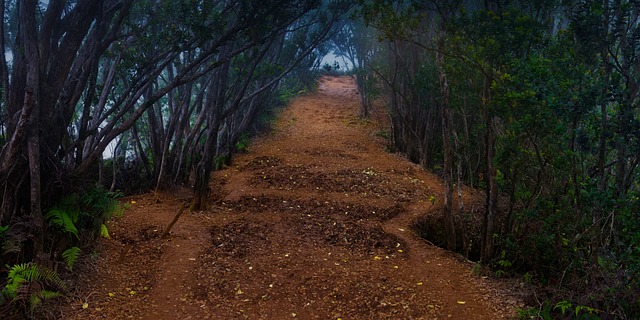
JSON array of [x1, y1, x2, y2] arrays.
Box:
[[45, 209, 79, 238], [4, 263, 36, 300], [81, 187, 125, 220], [2, 263, 65, 316], [5, 263, 30, 298], [7, 263, 31, 281], [57, 195, 81, 223], [29, 294, 41, 311], [39, 290, 63, 300], [62, 247, 82, 271], [36, 266, 66, 292], [100, 224, 110, 239]]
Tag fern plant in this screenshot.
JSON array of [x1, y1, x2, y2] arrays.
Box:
[[45, 208, 80, 239], [61, 247, 82, 271], [43, 186, 125, 273], [2, 263, 66, 314]]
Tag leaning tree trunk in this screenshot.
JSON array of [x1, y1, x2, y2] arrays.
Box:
[[191, 50, 231, 211], [191, 126, 220, 211]]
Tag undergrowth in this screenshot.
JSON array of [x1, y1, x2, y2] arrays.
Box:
[[1, 186, 125, 317]]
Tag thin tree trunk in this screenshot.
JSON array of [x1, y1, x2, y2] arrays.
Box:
[[0, 0, 8, 107], [436, 22, 456, 252], [356, 72, 371, 118], [110, 138, 121, 192], [481, 76, 498, 262]]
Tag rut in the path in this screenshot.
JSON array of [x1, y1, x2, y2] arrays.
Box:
[[63, 76, 522, 320]]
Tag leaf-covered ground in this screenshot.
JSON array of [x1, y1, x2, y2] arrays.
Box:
[[61, 76, 526, 319]]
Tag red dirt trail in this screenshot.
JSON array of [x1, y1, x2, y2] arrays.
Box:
[[62, 76, 524, 319]]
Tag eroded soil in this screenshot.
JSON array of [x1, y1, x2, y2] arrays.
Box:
[[61, 76, 526, 319]]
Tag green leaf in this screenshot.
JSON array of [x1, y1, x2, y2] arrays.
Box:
[[62, 247, 82, 271], [100, 224, 110, 239], [554, 300, 572, 315], [45, 209, 79, 238], [40, 290, 63, 300]]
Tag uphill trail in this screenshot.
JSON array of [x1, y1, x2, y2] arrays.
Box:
[[62, 76, 524, 319]]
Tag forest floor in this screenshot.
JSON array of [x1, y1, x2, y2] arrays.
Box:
[[61, 76, 528, 319]]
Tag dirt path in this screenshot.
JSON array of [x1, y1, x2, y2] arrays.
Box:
[[62, 76, 523, 319]]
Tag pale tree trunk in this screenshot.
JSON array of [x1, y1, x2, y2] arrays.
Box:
[[453, 127, 468, 256], [0, 0, 8, 107]]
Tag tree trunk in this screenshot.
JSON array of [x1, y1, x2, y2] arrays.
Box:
[[0, 0, 8, 107], [356, 72, 371, 118], [24, 0, 43, 258], [481, 76, 498, 262], [436, 22, 456, 252], [191, 48, 231, 210]]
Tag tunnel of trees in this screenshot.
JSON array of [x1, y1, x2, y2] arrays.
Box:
[[1, 0, 639, 319]]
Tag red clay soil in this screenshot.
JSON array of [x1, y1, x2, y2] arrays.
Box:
[[60, 76, 526, 319]]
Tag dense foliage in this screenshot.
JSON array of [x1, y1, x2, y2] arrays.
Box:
[[348, 0, 640, 318]]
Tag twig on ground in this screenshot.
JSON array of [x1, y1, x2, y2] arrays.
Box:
[[161, 204, 189, 238]]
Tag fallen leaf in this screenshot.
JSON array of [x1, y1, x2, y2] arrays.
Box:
[[237, 289, 244, 295], [398, 249, 403, 253], [373, 256, 381, 260], [82, 302, 89, 309], [108, 292, 114, 297], [129, 290, 136, 295]]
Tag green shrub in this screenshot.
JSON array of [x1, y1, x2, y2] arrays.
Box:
[[1, 263, 66, 316], [43, 186, 125, 272]]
